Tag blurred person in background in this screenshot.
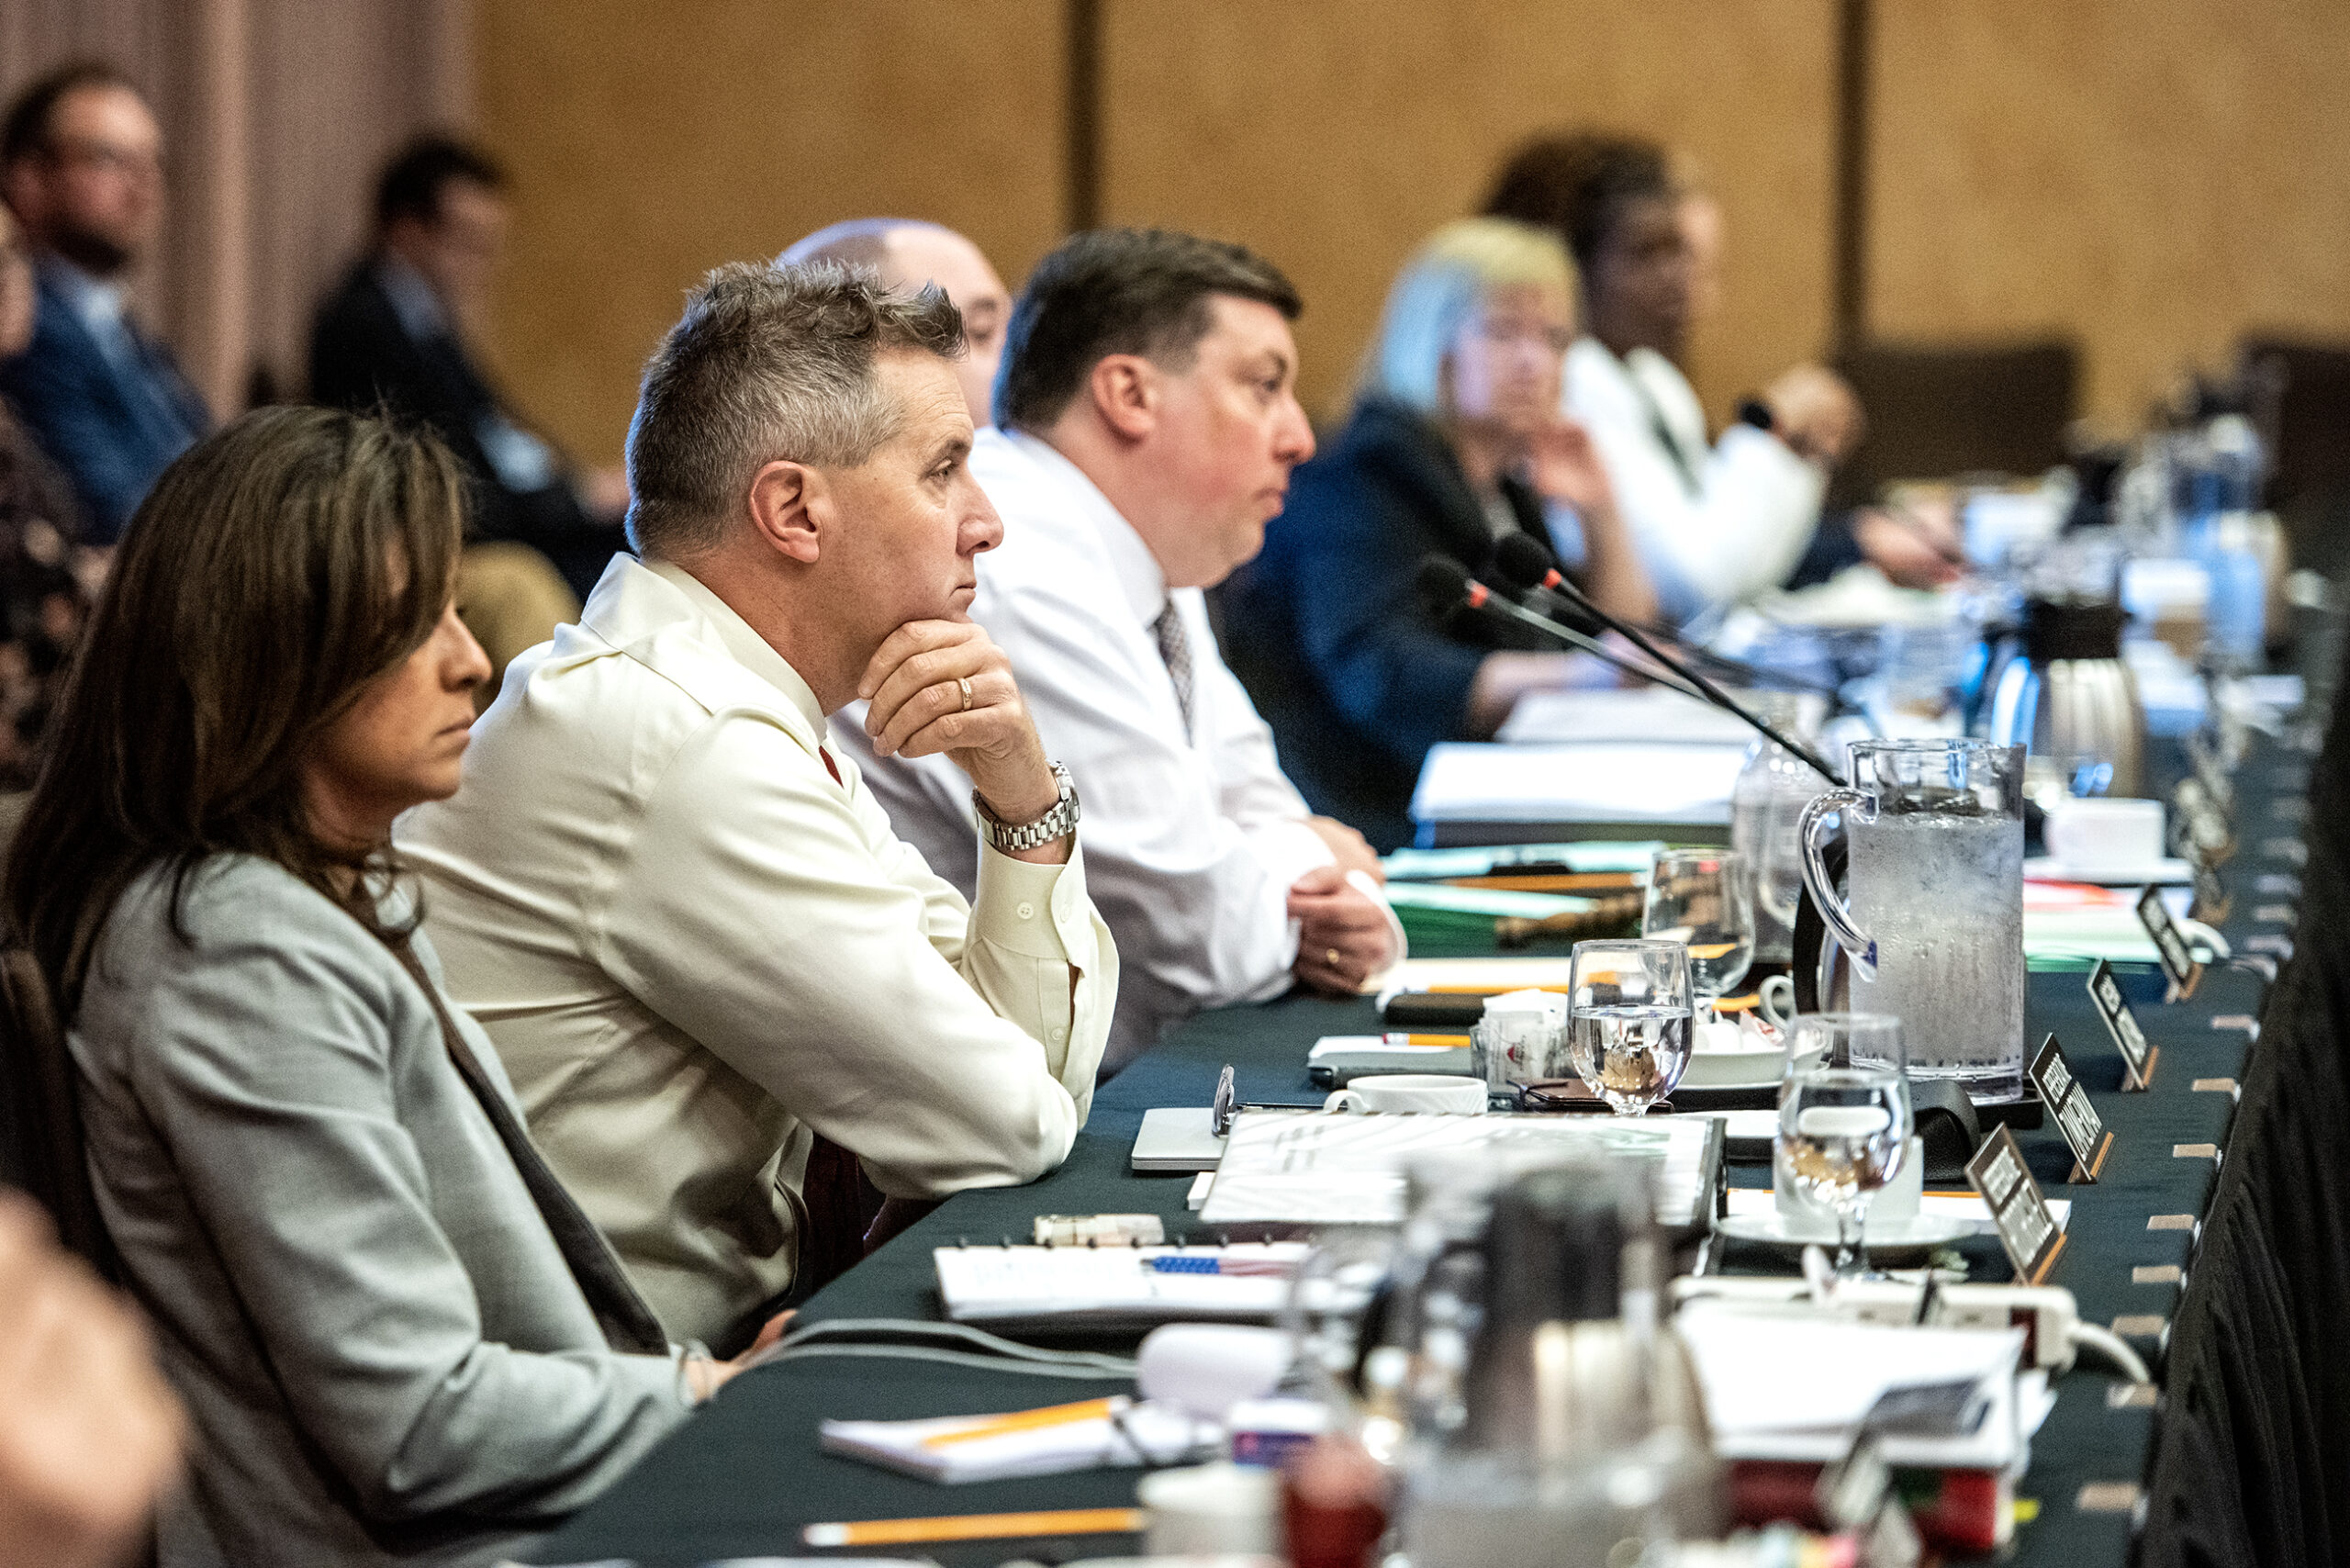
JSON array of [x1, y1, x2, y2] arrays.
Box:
[[1223, 217, 1654, 852], [5, 407, 783, 1568], [0, 1190, 183, 1568], [778, 218, 1013, 427], [309, 135, 629, 672], [0, 63, 207, 545], [0, 201, 93, 795], [839, 228, 1403, 1074], [1483, 131, 1957, 622]]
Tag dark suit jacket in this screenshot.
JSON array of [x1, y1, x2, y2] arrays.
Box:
[[1219, 396, 1587, 852], [0, 260, 207, 543], [308, 259, 623, 599]]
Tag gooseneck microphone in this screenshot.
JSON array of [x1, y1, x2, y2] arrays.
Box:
[[1415, 556, 1707, 698], [1489, 532, 1839, 699], [1480, 533, 1841, 783]]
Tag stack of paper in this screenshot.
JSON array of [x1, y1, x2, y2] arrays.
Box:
[[933, 1242, 1314, 1330], [821, 1395, 1211, 1483], [1496, 688, 1768, 746], [1410, 742, 1747, 831], [1674, 1305, 2049, 1469]]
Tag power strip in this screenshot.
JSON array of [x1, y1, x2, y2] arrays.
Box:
[[1670, 1276, 2084, 1372]]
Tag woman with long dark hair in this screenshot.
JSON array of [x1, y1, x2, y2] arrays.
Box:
[[4, 406, 774, 1567]]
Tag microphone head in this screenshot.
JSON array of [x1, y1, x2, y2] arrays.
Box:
[[1416, 554, 1480, 616], [1493, 532, 1563, 591]]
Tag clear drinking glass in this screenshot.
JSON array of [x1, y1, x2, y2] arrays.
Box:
[[1642, 850, 1756, 1002], [1777, 1015, 1912, 1279], [1567, 940, 1695, 1115]]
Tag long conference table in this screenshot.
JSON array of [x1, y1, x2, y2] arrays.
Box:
[[527, 724, 2310, 1567]]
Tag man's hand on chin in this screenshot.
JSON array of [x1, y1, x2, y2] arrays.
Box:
[[1289, 864, 1396, 995], [859, 618, 1067, 862]]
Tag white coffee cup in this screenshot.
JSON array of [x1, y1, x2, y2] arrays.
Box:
[[1322, 1074, 1487, 1114], [2043, 796, 2165, 872]]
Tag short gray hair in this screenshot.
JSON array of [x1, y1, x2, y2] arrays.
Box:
[[624, 261, 966, 558]]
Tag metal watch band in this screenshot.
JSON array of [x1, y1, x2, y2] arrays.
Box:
[[974, 760, 1080, 853]]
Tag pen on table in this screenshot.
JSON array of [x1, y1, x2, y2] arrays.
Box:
[[918, 1394, 1125, 1449], [1378, 1032, 1472, 1047], [803, 1506, 1147, 1547]]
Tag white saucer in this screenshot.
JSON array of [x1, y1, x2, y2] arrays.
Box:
[[1715, 1211, 1975, 1257], [2025, 855, 2195, 888], [1679, 1047, 1788, 1090]]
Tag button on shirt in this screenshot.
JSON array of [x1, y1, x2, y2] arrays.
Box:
[[835, 428, 1402, 1073], [399, 555, 1114, 1346], [1564, 338, 1825, 622]]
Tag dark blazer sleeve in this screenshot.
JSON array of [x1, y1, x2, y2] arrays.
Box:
[[1279, 457, 1492, 772], [1, 316, 156, 543]]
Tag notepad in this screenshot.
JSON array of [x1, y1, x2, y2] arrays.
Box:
[[821, 1396, 1212, 1483], [933, 1242, 1315, 1330], [1410, 741, 1745, 828], [1196, 1110, 1723, 1238]]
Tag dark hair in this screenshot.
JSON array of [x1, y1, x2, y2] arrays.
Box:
[[374, 134, 507, 230], [1482, 132, 1676, 269], [626, 260, 965, 558], [0, 62, 141, 171], [995, 229, 1301, 433], [3, 406, 465, 1014]]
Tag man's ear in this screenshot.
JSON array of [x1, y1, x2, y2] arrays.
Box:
[[1085, 353, 1159, 442], [746, 459, 826, 565]]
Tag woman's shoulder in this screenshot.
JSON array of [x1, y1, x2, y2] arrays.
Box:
[[95, 854, 403, 985]]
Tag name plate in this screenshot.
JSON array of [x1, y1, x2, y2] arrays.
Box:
[[2028, 1034, 2111, 1183], [2187, 729, 2235, 813], [2135, 884, 2203, 1000], [2171, 779, 2232, 865], [2089, 958, 2157, 1091], [1966, 1124, 2066, 1284], [2190, 857, 2231, 924]]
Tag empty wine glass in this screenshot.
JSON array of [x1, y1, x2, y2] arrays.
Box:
[[1642, 850, 1756, 1005], [1566, 939, 1694, 1115], [1777, 1014, 1911, 1277]]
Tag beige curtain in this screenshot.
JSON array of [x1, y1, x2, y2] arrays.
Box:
[[0, 0, 474, 418]]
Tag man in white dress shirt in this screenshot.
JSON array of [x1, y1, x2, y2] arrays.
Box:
[[778, 219, 1013, 428], [400, 262, 1115, 1350], [1484, 132, 1958, 622], [837, 229, 1403, 1073]]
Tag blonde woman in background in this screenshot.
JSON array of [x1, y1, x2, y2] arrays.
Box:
[[1223, 217, 1654, 850]]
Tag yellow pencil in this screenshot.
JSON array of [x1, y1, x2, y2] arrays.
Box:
[[803, 1506, 1147, 1547], [918, 1395, 1124, 1449]]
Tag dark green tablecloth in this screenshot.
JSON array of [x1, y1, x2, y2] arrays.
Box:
[[528, 741, 2301, 1567]]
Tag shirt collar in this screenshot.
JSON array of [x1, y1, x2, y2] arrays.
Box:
[[374, 252, 448, 342], [38, 253, 124, 340], [994, 428, 1169, 626], [632, 556, 828, 731]]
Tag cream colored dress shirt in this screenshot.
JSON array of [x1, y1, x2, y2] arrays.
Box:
[[399, 555, 1114, 1346], [834, 429, 1401, 1072], [1564, 337, 1827, 622]]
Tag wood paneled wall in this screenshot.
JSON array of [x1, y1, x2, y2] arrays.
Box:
[[1870, 0, 2350, 430], [476, 0, 2350, 463]]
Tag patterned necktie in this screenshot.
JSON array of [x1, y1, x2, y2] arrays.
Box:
[[1152, 601, 1195, 740]]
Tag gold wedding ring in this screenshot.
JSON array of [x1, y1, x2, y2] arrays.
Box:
[[957, 677, 973, 711], [1326, 947, 1342, 968]]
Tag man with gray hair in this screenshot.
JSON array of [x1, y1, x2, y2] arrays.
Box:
[[778, 219, 1012, 426], [399, 262, 1116, 1352]]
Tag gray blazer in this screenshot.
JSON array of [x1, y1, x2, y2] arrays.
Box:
[[70, 856, 692, 1568]]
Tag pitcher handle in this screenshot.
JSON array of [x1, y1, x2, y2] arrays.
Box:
[[1798, 787, 1879, 981]]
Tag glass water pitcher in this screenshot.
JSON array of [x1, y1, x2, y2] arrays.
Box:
[[1797, 739, 2027, 1103]]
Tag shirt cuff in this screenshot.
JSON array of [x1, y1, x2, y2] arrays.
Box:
[[971, 835, 1096, 962], [1348, 868, 1410, 977]]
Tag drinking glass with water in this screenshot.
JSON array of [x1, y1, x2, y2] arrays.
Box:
[[1777, 1014, 1912, 1278], [1641, 850, 1756, 1004], [1566, 939, 1694, 1115]]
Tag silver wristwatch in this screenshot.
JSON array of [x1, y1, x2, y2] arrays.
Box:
[[974, 760, 1080, 852]]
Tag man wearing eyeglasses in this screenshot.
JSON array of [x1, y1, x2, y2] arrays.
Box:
[[0, 63, 207, 543]]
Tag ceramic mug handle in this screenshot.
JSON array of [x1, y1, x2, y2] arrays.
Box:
[[1322, 1089, 1368, 1113], [1758, 974, 1796, 1030]]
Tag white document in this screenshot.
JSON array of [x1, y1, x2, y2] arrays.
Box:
[[1197, 1110, 1719, 1235], [1675, 1305, 2043, 1469], [1411, 742, 1745, 827], [933, 1242, 1313, 1330], [1497, 687, 1766, 746]]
